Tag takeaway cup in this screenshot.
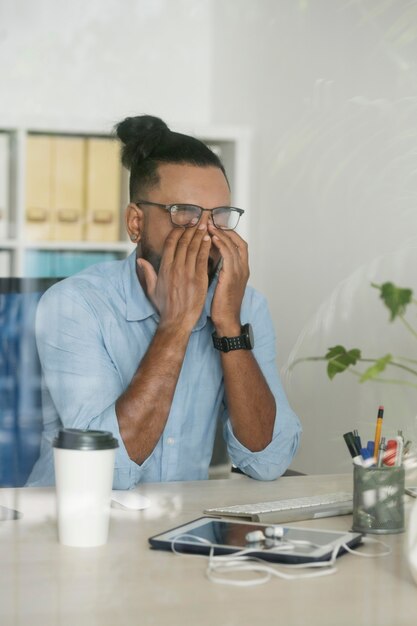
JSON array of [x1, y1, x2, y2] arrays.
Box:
[[53, 428, 119, 547]]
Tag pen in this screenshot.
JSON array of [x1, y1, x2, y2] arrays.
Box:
[[394, 436, 404, 466], [377, 437, 386, 468], [353, 429, 362, 451], [373, 405, 384, 460]]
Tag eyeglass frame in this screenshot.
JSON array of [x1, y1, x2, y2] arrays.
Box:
[[134, 200, 244, 231]]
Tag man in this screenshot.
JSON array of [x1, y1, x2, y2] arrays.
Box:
[[27, 115, 301, 488]]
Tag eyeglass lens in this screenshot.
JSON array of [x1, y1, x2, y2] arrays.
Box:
[[171, 205, 240, 230]]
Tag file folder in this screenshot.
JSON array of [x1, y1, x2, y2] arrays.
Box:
[[51, 137, 85, 241], [85, 138, 121, 242], [25, 135, 53, 241]]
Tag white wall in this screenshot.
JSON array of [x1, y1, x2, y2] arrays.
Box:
[[209, 0, 417, 473], [0, 0, 212, 128], [3, 0, 417, 474]]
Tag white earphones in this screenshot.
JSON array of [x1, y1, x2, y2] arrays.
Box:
[[265, 526, 285, 539], [245, 530, 266, 543], [245, 526, 285, 544]]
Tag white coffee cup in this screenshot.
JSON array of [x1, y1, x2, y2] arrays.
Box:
[[53, 428, 119, 547]]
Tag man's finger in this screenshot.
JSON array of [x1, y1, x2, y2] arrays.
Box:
[[209, 225, 248, 261], [173, 223, 204, 266], [209, 227, 249, 276], [195, 231, 212, 274], [209, 229, 240, 273], [137, 258, 158, 308], [159, 226, 186, 269], [185, 224, 210, 267]]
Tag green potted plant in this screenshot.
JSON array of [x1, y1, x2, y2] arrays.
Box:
[[290, 282, 417, 389]]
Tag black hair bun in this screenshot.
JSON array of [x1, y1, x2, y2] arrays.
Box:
[[115, 115, 170, 169]]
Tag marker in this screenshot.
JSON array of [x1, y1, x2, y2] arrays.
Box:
[[373, 405, 384, 460], [343, 432, 360, 456], [383, 439, 397, 467], [360, 447, 375, 467], [366, 440, 375, 457], [343, 432, 363, 466]]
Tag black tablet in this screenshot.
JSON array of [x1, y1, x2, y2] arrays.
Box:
[[149, 516, 363, 564]]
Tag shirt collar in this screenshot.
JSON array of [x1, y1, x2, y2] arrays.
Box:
[[122, 251, 217, 331], [123, 252, 156, 322]]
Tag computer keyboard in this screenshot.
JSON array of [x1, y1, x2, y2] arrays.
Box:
[[204, 492, 353, 523]]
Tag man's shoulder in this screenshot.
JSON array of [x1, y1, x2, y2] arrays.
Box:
[[242, 284, 269, 310], [39, 257, 130, 307]]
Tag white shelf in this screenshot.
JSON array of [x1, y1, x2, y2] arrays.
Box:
[[24, 240, 134, 252], [0, 122, 251, 277], [0, 239, 18, 249]]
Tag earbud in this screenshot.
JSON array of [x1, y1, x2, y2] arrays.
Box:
[[245, 526, 285, 544], [245, 530, 265, 543], [265, 526, 285, 539]]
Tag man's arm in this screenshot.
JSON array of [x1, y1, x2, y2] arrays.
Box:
[[209, 224, 276, 452], [115, 222, 211, 464], [217, 348, 276, 451]]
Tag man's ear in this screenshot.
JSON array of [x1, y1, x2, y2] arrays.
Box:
[[125, 203, 144, 243]]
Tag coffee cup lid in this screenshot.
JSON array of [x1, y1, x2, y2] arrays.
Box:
[[53, 428, 119, 451]]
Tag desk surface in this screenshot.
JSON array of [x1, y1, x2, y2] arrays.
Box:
[[1, 474, 416, 626]]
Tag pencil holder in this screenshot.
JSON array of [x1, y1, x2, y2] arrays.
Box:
[[352, 464, 405, 534]]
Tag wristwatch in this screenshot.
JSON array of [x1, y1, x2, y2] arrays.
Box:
[[212, 323, 254, 353]]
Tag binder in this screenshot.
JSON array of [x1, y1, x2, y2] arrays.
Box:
[[25, 250, 120, 277], [51, 137, 85, 241], [25, 135, 53, 241], [0, 133, 9, 239], [85, 138, 121, 242]]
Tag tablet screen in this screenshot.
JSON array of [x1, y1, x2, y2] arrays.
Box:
[[149, 517, 363, 564], [178, 520, 343, 551]]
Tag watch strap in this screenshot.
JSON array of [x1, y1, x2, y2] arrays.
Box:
[[212, 324, 253, 353]]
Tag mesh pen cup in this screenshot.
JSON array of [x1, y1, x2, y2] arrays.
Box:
[[53, 429, 119, 547], [352, 464, 405, 534]]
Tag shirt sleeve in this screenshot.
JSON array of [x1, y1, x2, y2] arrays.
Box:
[[35, 282, 150, 485], [222, 291, 302, 480]]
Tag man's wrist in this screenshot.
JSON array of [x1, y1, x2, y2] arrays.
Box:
[[212, 318, 242, 337], [212, 322, 254, 353], [155, 321, 192, 348]]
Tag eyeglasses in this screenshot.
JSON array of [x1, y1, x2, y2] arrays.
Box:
[[135, 200, 244, 231]]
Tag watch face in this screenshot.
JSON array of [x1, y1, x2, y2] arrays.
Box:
[[244, 323, 254, 349]]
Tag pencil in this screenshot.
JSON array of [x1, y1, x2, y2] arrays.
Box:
[[373, 405, 384, 461]]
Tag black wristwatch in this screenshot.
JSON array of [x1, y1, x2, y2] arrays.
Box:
[[212, 323, 254, 353]]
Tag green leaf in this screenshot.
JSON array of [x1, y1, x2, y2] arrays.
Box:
[[325, 345, 361, 380], [359, 354, 393, 382], [372, 282, 413, 321]]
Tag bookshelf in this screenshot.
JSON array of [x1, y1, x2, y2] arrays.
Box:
[[0, 122, 251, 277]]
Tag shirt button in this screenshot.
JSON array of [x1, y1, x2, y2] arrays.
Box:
[[166, 437, 175, 445]]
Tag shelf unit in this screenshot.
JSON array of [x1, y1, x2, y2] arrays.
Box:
[[0, 120, 251, 277]]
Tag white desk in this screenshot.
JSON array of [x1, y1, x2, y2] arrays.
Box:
[[1, 474, 416, 626]]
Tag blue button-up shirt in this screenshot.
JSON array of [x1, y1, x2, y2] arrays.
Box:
[[27, 252, 301, 488]]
